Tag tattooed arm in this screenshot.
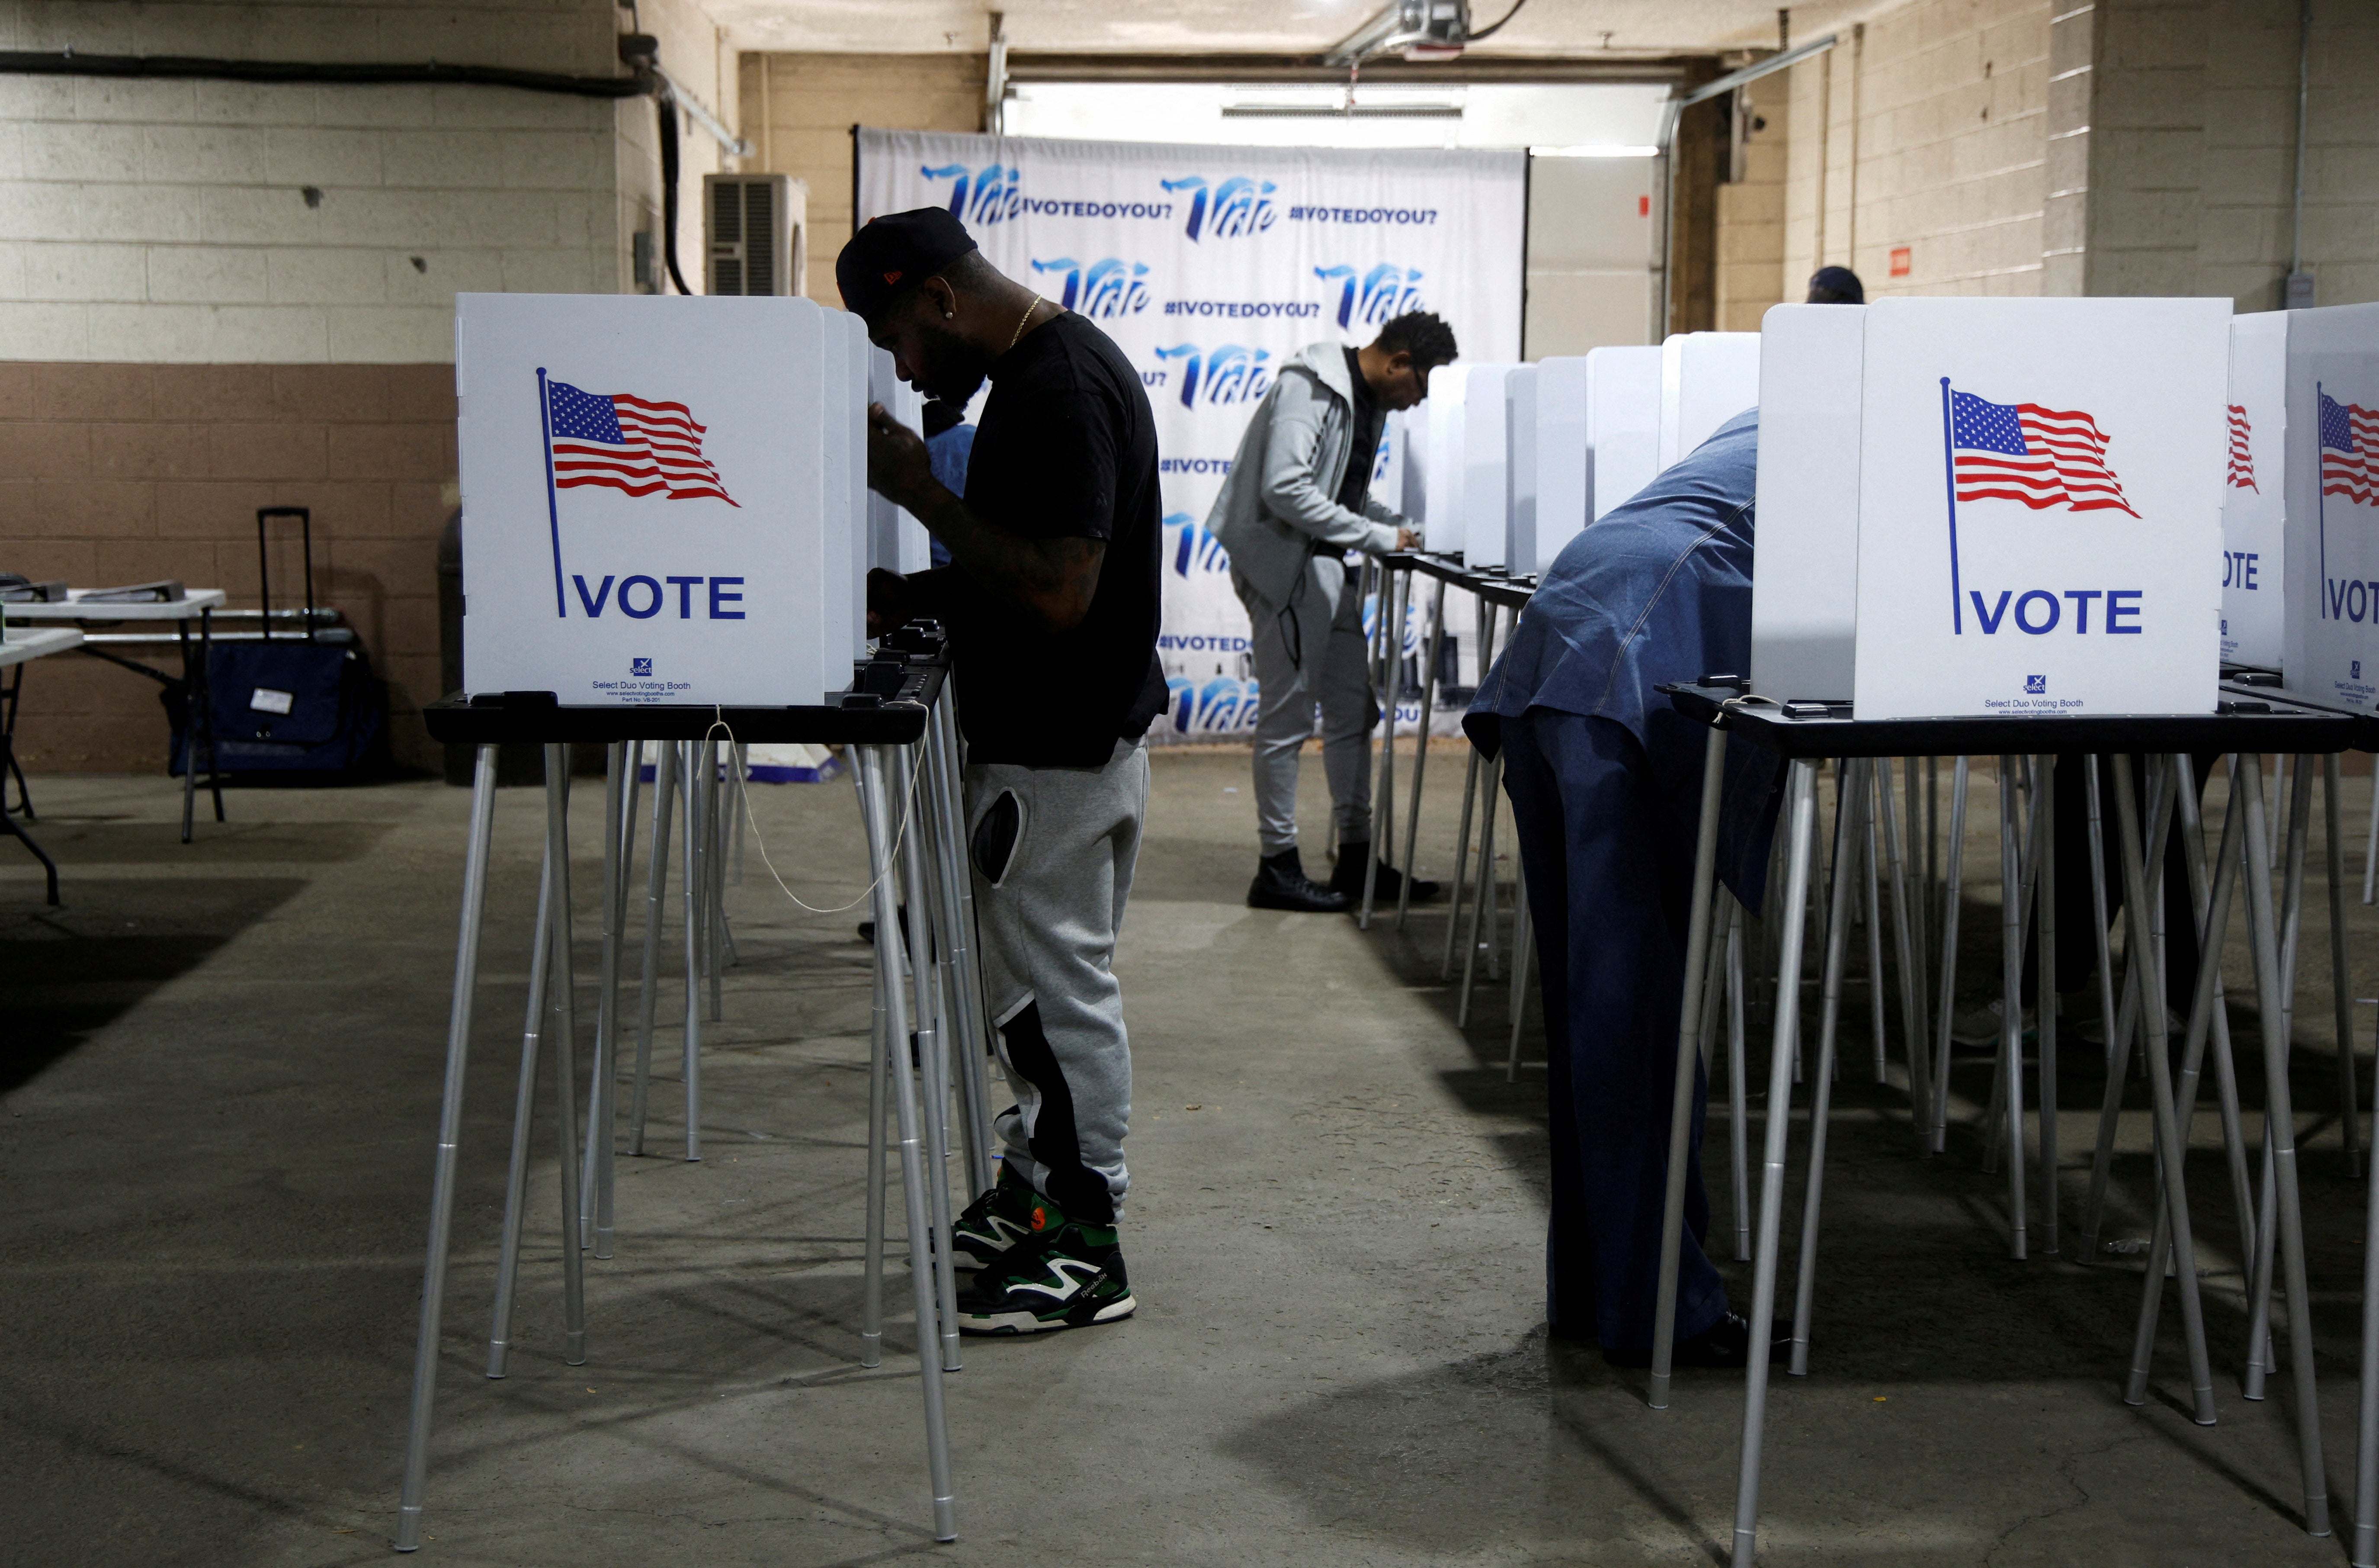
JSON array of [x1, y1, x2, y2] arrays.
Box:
[[866, 402, 1106, 636]]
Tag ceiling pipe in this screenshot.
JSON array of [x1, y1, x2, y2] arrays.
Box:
[[1652, 32, 1838, 337]]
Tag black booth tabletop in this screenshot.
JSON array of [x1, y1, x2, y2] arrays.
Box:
[[2219, 668, 2379, 752], [423, 626, 949, 747], [1661, 682, 2364, 760], [1385, 551, 1538, 611]]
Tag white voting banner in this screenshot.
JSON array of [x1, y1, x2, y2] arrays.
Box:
[[1851, 297, 2230, 721], [2282, 303, 2379, 707], [457, 292, 849, 707], [1751, 303, 1866, 703], [2222, 310, 2288, 670], [856, 128, 1523, 738]]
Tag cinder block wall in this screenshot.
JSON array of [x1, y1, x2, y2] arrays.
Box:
[[1, 362, 455, 771], [1776, 0, 2056, 302], [737, 53, 988, 304], [0, 0, 732, 773], [2087, 0, 2379, 309], [1756, 0, 2378, 310]]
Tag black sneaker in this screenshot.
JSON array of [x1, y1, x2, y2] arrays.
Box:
[[1329, 839, 1439, 903], [955, 1217, 1136, 1336], [1602, 1313, 1794, 1370], [950, 1166, 1040, 1270], [1247, 848, 1351, 913]]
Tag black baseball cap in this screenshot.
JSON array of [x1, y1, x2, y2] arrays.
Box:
[[837, 208, 980, 328]]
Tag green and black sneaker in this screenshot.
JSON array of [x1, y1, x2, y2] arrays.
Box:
[[950, 1165, 1041, 1271], [955, 1210, 1136, 1336]]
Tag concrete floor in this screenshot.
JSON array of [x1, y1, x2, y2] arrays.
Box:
[[3, 748, 2376, 1566]]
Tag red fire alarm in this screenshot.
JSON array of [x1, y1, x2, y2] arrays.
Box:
[[1889, 246, 1912, 277], [1639, 195, 1651, 217]]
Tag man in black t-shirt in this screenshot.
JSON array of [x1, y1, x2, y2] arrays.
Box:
[[841, 208, 1160, 1338]]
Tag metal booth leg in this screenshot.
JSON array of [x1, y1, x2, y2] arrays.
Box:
[[860, 918, 891, 1370], [1789, 757, 1865, 1377], [1505, 861, 1533, 1081], [2079, 757, 2129, 1258], [894, 743, 963, 1375], [580, 742, 627, 1258], [486, 834, 558, 1377], [1996, 756, 2029, 1258], [1731, 756, 1824, 1568], [1648, 723, 1731, 1409], [944, 684, 1001, 1189], [1457, 748, 1506, 1027], [1877, 758, 1933, 1142], [1727, 900, 1752, 1262], [541, 746, 589, 1366], [923, 685, 994, 1196], [2324, 755, 2363, 1178], [2235, 753, 2333, 1536], [1859, 767, 1888, 1085], [394, 746, 499, 1552], [1441, 600, 1498, 980], [2354, 982, 2379, 1565], [629, 739, 676, 1157], [1930, 758, 1971, 1154], [2105, 755, 2212, 1424], [2125, 757, 2246, 1418], [682, 741, 704, 1162], [2036, 757, 2059, 1255], [1398, 576, 1448, 933], [1360, 560, 1408, 930], [856, 744, 959, 1542]]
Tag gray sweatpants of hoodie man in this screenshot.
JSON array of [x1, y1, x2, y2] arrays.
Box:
[[1234, 553, 1376, 857]]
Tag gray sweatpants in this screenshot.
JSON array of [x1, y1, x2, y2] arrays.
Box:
[[1234, 552, 1377, 858], [966, 736, 1147, 1225]]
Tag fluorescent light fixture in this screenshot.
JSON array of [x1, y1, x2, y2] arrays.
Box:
[[1530, 143, 1660, 157]]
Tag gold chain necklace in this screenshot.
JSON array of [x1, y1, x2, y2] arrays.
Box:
[[1007, 294, 1045, 352]]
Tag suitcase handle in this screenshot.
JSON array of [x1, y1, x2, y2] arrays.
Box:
[[256, 507, 314, 643]]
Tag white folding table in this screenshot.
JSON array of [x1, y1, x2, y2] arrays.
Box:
[[4, 590, 231, 841], [0, 626, 86, 903]]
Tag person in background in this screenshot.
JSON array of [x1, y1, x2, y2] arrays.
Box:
[[1468, 410, 1786, 1370], [1805, 265, 1865, 304], [844, 208, 1165, 1338], [921, 400, 973, 567], [1206, 311, 1460, 914]]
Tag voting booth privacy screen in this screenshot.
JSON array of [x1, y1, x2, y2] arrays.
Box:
[[2222, 310, 2288, 670], [2282, 303, 2379, 710], [858, 128, 1524, 738], [457, 293, 864, 708], [1850, 297, 2229, 721]]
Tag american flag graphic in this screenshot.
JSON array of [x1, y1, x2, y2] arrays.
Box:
[[1948, 389, 2139, 517], [2321, 390, 2379, 506], [546, 379, 737, 506], [2226, 404, 2257, 491]]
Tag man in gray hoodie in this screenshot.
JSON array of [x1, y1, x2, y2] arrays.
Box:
[[1206, 311, 1459, 912]]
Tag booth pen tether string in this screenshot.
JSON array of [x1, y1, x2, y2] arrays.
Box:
[[701, 709, 926, 915]]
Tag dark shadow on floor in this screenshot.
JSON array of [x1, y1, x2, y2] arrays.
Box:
[[0, 876, 308, 1091]]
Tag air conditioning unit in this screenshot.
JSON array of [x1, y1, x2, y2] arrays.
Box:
[[704, 173, 807, 297]]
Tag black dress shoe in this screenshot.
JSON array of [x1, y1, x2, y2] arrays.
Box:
[[1602, 1313, 1795, 1370], [1247, 848, 1352, 912], [1328, 839, 1440, 903]]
